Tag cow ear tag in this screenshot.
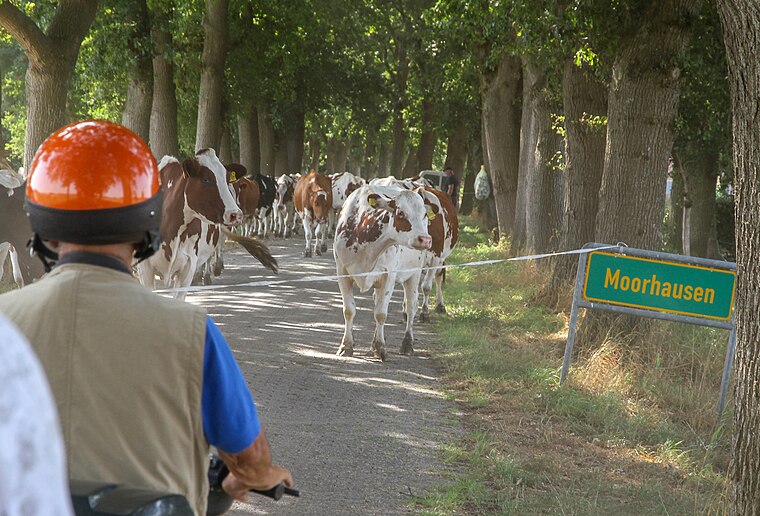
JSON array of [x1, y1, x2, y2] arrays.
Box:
[[229, 172, 237, 183], [427, 208, 436, 220], [368, 197, 377, 207]]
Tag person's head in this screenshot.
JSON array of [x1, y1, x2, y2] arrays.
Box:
[[444, 167, 454, 176], [25, 120, 162, 270]]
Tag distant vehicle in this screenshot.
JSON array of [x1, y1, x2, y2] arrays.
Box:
[[419, 170, 445, 191]]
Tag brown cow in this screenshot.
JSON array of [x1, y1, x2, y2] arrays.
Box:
[[137, 149, 276, 299], [294, 169, 333, 257]]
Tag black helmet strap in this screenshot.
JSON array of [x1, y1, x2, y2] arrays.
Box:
[[28, 233, 58, 273]]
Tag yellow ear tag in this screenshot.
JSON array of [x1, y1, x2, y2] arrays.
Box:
[[368, 197, 377, 207], [229, 172, 237, 183], [427, 208, 436, 220]]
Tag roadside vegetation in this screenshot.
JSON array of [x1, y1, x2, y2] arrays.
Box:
[[416, 217, 732, 515]]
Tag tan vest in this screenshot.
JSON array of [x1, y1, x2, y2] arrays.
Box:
[[0, 263, 210, 515]]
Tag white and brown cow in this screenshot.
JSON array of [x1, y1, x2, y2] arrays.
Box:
[[137, 149, 277, 300], [294, 170, 333, 257], [333, 183, 432, 360], [416, 186, 459, 321], [273, 174, 296, 238], [328, 171, 365, 237]]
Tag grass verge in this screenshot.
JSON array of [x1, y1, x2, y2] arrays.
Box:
[[415, 217, 731, 515]]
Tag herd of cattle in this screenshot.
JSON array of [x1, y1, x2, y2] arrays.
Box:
[[1, 147, 459, 360]]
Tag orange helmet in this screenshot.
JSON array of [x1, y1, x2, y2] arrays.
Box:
[[25, 120, 162, 265]]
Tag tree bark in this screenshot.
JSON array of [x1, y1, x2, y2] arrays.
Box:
[[309, 136, 321, 172], [512, 60, 537, 253], [378, 140, 391, 178], [121, 0, 152, 143], [717, 2, 760, 514], [0, 1, 98, 167], [595, 0, 701, 251], [401, 145, 418, 178], [335, 140, 348, 174], [548, 59, 608, 291], [481, 53, 522, 241], [237, 107, 259, 174], [273, 130, 289, 177], [258, 105, 275, 176], [195, 0, 228, 152], [150, 7, 179, 159], [286, 110, 305, 173], [669, 167, 685, 254], [390, 54, 409, 177], [461, 123, 482, 216], [444, 121, 468, 176], [325, 137, 337, 174], [679, 145, 721, 258], [520, 60, 562, 254], [219, 124, 233, 164], [417, 99, 437, 171]]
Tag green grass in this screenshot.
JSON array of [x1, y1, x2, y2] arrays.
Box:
[[414, 216, 731, 515]]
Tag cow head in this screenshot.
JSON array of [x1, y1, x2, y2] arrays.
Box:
[[183, 148, 242, 226], [366, 189, 432, 251], [309, 177, 332, 224]]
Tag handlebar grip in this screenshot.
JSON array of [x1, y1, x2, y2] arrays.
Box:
[[249, 483, 300, 500]]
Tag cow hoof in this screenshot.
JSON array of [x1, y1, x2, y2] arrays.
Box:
[[435, 304, 446, 314], [337, 346, 353, 357], [303, 249, 312, 258], [375, 348, 387, 361], [320, 242, 328, 253], [400, 336, 414, 355], [420, 312, 430, 323], [213, 263, 223, 277], [315, 248, 322, 257]]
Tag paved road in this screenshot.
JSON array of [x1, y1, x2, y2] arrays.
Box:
[[183, 236, 462, 515]]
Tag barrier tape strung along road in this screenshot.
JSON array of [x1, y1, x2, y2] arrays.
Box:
[[153, 243, 626, 296]]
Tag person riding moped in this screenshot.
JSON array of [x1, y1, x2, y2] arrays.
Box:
[[0, 120, 293, 515]]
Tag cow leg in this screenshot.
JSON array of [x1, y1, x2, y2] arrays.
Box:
[[400, 273, 420, 355], [336, 274, 356, 357], [370, 274, 394, 361], [434, 268, 446, 313], [302, 216, 313, 257], [419, 268, 435, 323], [135, 261, 156, 290], [315, 222, 326, 256], [328, 209, 336, 238], [173, 260, 196, 302]]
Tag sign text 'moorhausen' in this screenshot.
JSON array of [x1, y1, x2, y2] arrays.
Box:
[[583, 252, 736, 321]]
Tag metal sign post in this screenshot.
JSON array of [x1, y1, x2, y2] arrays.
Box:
[[561, 243, 737, 418]]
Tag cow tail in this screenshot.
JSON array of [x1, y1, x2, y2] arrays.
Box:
[[221, 228, 279, 274]]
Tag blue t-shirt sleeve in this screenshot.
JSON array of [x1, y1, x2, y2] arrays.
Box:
[[202, 316, 261, 453]]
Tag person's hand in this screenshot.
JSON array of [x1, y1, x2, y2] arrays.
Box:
[[221, 464, 294, 501]]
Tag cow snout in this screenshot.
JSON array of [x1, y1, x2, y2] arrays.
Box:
[[414, 235, 432, 250], [225, 209, 243, 226]]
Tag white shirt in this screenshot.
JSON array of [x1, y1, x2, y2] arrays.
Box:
[[0, 314, 72, 515]]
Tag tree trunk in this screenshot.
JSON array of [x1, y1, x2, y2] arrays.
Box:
[[548, 59, 608, 292], [417, 99, 437, 171], [378, 140, 391, 178], [444, 121, 468, 177], [0, 1, 98, 168], [520, 60, 563, 254], [150, 8, 179, 159], [580, 0, 701, 347], [348, 135, 362, 176], [335, 140, 348, 174], [309, 137, 321, 172], [717, 2, 760, 514], [258, 105, 275, 176], [286, 110, 305, 173], [669, 168, 685, 254], [219, 124, 233, 164], [595, 0, 701, 251], [362, 140, 376, 179], [195, 0, 228, 152], [237, 108, 259, 174], [325, 137, 337, 174], [274, 129, 289, 177], [481, 53, 522, 242], [461, 123, 482, 216], [121, 0, 152, 143], [401, 145, 418, 178], [680, 145, 721, 258], [512, 61, 537, 253]]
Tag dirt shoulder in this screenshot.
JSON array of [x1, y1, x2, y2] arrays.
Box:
[[184, 238, 463, 515]]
